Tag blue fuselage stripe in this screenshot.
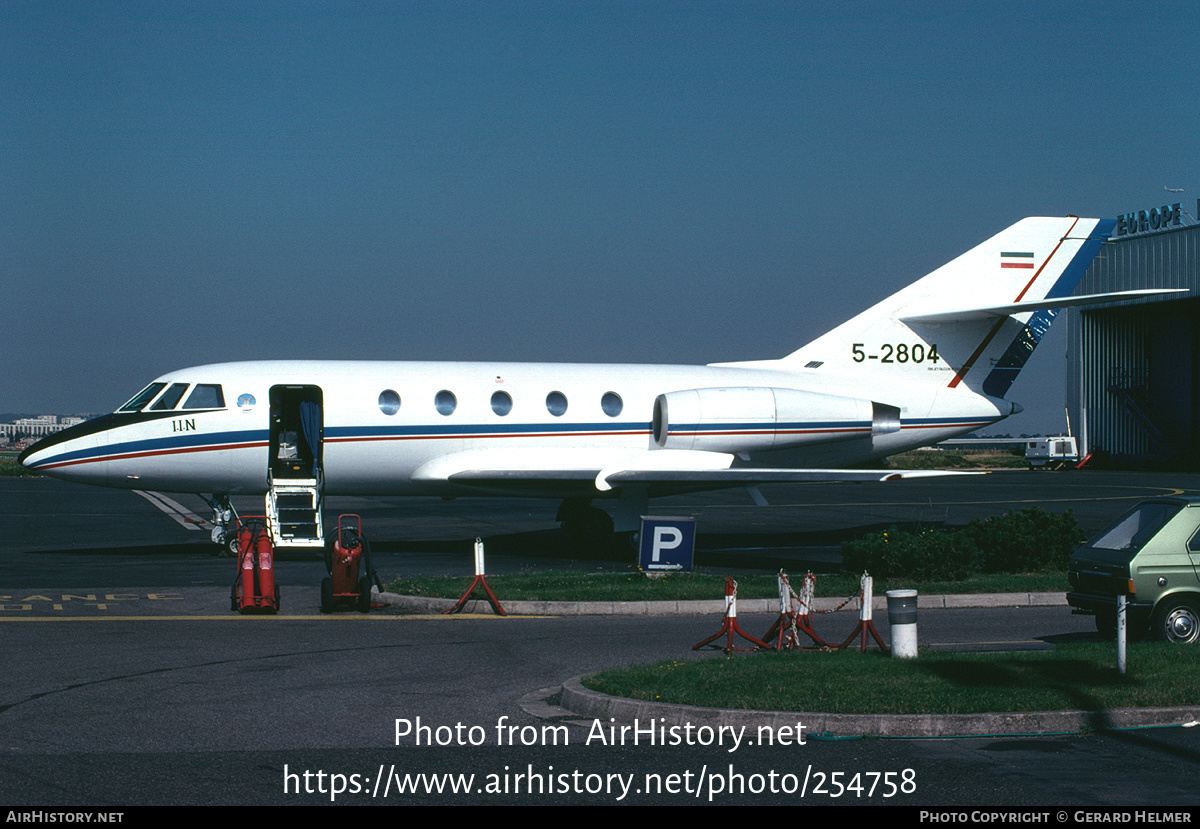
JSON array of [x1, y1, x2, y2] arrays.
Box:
[[28, 414, 1000, 471]]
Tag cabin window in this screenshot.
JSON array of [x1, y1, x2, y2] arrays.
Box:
[[546, 391, 568, 417], [435, 390, 457, 416], [490, 390, 513, 416], [601, 392, 623, 417], [150, 383, 190, 411], [119, 383, 166, 412], [379, 389, 401, 416], [182, 384, 225, 410]]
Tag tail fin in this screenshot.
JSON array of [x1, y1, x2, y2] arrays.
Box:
[[756, 216, 1119, 397]]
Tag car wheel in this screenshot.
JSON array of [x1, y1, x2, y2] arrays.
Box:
[[1153, 597, 1200, 644]]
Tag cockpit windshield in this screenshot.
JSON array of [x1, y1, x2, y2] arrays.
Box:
[[183, 384, 225, 409], [118, 383, 167, 412], [150, 383, 190, 411], [117, 382, 226, 412]]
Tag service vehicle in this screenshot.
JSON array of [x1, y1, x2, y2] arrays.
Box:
[[1067, 497, 1200, 644], [1026, 436, 1078, 469]]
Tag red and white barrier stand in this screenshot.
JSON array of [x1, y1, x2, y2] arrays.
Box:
[[762, 571, 830, 650], [445, 538, 506, 616], [839, 573, 888, 653], [693, 577, 774, 652]]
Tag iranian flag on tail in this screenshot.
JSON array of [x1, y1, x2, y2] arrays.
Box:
[[1000, 251, 1035, 269]]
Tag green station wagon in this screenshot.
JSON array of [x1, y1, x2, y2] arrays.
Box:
[[1067, 497, 1200, 644]]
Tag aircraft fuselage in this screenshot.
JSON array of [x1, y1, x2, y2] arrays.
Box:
[[20, 358, 1006, 498]]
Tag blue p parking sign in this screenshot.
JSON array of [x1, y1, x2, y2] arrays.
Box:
[[638, 516, 696, 572]]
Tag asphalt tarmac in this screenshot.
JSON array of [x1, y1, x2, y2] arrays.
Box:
[[2, 471, 1200, 809]]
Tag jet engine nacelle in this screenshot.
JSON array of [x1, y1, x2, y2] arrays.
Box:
[[652, 387, 900, 453]]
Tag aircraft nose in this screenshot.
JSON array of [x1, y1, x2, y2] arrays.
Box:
[[17, 417, 112, 485], [17, 441, 45, 470]]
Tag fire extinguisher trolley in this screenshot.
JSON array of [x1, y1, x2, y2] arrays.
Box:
[[230, 516, 280, 614], [321, 514, 380, 613]]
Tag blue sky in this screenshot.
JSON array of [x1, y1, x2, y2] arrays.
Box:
[[3, 1, 1197, 433]]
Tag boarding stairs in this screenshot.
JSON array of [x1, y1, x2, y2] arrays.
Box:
[[266, 470, 324, 549]]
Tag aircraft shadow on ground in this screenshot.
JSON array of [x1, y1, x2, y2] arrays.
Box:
[[25, 520, 945, 573], [369, 521, 938, 572]]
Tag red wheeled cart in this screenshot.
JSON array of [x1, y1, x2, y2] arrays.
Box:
[[231, 516, 280, 614], [321, 515, 378, 613]]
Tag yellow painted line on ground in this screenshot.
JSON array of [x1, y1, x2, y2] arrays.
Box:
[[0, 613, 517, 621]]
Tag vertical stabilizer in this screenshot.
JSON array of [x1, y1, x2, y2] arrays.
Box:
[[761, 216, 1116, 397]]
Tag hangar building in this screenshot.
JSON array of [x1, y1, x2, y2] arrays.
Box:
[[1065, 201, 1200, 469]]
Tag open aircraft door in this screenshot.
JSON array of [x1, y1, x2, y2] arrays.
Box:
[[267, 385, 325, 548]]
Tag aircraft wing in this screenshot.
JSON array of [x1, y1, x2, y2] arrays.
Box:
[[594, 467, 973, 490], [411, 448, 977, 496]]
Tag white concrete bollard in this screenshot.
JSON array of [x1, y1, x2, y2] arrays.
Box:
[[886, 589, 918, 658]]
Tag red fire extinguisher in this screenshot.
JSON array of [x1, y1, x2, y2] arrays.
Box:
[[232, 516, 280, 614], [321, 514, 374, 613]]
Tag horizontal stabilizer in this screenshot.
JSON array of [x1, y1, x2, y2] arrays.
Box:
[[900, 288, 1188, 323]]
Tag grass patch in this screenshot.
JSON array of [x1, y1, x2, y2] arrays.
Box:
[[384, 569, 1068, 602], [0, 451, 35, 477], [583, 642, 1200, 714], [887, 448, 1028, 469]]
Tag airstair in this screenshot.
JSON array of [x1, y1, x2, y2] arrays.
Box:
[[266, 471, 324, 549], [266, 385, 325, 550]]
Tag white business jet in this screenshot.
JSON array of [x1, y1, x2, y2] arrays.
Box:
[[21, 216, 1176, 551]]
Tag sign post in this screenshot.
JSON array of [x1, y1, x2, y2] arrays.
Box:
[[637, 516, 696, 573]]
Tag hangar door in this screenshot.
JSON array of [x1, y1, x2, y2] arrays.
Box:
[[1079, 297, 1200, 469]]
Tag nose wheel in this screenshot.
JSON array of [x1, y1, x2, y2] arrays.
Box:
[[204, 494, 239, 557]]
